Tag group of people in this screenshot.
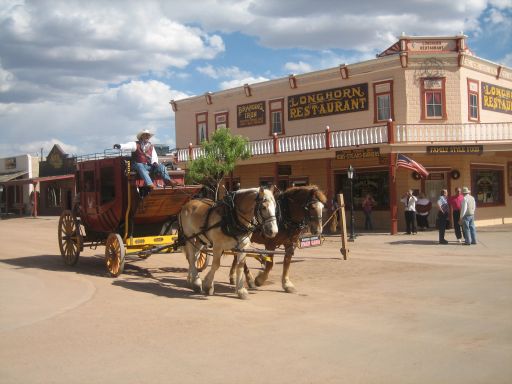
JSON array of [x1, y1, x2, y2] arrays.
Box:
[[400, 187, 477, 245]]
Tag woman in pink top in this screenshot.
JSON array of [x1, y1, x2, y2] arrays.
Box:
[[448, 187, 464, 243]]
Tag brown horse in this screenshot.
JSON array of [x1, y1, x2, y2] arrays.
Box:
[[229, 185, 326, 293], [179, 187, 278, 299]]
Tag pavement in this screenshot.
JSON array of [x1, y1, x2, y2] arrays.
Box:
[[1, 216, 511, 384]]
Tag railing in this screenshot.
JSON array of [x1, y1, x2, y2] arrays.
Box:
[[395, 122, 512, 143], [176, 122, 512, 162]]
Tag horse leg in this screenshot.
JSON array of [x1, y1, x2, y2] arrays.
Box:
[[229, 255, 236, 285], [202, 245, 222, 296], [281, 244, 296, 293], [185, 242, 202, 293], [235, 252, 249, 300], [255, 248, 275, 287]]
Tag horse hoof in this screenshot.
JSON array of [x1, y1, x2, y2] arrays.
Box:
[[284, 285, 297, 294], [202, 282, 214, 296], [192, 278, 202, 293], [247, 280, 257, 289], [237, 289, 249, 300], [255, 273, 266, 287], [229, 276, 235, 285]]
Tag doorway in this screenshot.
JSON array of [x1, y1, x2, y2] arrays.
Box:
[[424, 172, 448, 227]]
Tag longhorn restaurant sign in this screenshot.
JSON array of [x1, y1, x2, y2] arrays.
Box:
[[288, 83, 369, 121]]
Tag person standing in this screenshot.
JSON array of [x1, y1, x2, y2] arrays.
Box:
[[437, 189, 450, 244], [114, 129, 176, 189], [362, 193, 376, 230], [460, 186, 477, 245], [415, 192, 432, 231], [400, 189, 417, 235], [449, 187, 464, 243]]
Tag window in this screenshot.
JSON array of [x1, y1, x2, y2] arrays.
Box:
[[83, 171, 95, 192], [421, 78, 446, 120], [471, 166, 504, 206], [467, 79, 479, 121], [46, 185, 61, 208], [100, 166, 116, 204], [215, 111, 228, 130], [269, 99, 284, 135], [196, 112, 208, 144], [373, 81, 394, 122], [336, 170, 389, 210]]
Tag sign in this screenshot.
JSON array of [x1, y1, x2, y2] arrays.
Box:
[[482, 82, 512, 115], [427, 145, 483, 155], [4, 157, 16, 169], [407, 39, 457, 53], [336, 148, 380, 160], [299, 235, 322, 248], [237, 101, 266, 128], [288, 83, 368, 121]]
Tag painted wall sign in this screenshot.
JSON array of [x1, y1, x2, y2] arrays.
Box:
[[336, 148, 380, 160], [4, 157, 16, 169], [482, 82, 512, 115], [407, 39, 457, 53], [288, 83, 368, 121], [237, 101, 266, 128], [427, 145, 483, 154]]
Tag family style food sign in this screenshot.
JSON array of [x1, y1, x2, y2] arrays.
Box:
[[288, 83, 369, 120]]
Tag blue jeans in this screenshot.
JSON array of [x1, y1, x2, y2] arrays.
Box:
[[462, 215, 477, 244], [133, 162, 171, 187]]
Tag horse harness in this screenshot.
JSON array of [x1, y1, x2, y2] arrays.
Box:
[[277, 191, 322, 234], [179, 191, 276, 247]]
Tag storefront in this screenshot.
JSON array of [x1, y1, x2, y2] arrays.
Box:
[[172, 34, 512, 233]]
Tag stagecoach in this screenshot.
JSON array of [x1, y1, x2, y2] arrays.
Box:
[[57, 151, 205, 277]]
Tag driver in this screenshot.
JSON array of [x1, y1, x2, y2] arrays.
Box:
[[114, 129, 176, 189]]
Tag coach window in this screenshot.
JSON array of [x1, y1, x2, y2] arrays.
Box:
[[467, 79, 480, 121], [471, 165, 504, 206], [215, 111, 228, 131], [373, 81, 394, 123], [269, 98, 285, 135], [421, 78, 446, 120], [100, 166, 115, 204], [196, 112, 208, 144]]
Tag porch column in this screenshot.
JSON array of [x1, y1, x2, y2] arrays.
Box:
[[326, 158, 333, 210], [389, 153, 398, 235]]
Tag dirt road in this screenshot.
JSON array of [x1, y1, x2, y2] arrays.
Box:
[[1, 217, 511, 383]]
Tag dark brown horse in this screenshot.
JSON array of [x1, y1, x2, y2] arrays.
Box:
[[229, 185, 326, 293]]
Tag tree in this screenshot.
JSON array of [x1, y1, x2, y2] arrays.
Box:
[[186, 128, 250, 199]]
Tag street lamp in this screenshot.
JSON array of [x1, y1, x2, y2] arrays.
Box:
[[347, 165, 356, 242]]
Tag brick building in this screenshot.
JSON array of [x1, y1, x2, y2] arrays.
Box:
[[172, 34, 512, 233]]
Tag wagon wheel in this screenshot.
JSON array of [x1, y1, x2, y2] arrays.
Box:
[[105, 233, 125, 277], [58, 210, 82, 266], [196, 248, 210, 272]]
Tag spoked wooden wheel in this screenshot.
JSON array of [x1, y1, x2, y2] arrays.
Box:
[[196, 249, 210, 272], [105, 233, 125, 277], [58, 210, 82, 266]]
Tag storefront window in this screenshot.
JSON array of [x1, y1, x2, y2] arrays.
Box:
[[338, 170, 389, 209], [46, 185, 61, 208], [472, 167, 504, 205]]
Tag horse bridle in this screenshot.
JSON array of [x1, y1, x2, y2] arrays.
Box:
[[280, 193, 322, 231]]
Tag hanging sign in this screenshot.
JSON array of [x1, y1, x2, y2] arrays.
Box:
[[427, 145, 483, 155], [288, 83, 368, 121], [336, 148, 380, 160]]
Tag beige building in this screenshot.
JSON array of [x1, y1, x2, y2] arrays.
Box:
[[172, 34, 512, 233]]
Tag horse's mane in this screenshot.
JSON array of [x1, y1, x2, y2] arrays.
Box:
[[282, 185, 327, 204]]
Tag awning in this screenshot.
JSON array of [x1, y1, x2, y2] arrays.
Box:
[[0, 171, 28, 183]]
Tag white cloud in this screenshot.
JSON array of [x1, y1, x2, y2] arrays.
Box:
[[284, 61, 312, 75], [220, 76, 269, 90]]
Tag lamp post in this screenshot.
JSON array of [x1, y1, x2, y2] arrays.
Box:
[[347, 165, 356, 242]]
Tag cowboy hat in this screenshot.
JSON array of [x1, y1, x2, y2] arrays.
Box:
[[462, 186, 471, 194], [137, 129, 154, 140]]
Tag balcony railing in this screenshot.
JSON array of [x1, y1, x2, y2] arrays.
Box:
[[176, 121, 512, 162]]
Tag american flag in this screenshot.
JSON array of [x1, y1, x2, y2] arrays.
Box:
[[396, 154, 429, 178]]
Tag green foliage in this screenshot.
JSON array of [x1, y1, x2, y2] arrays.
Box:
[[185, 128, 250, 197]]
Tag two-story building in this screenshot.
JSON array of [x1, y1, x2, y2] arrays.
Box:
[[172, 34, 512, 233]]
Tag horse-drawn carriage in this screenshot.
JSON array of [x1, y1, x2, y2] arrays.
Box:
[[57, 152, 204, 276], [58, 151, 327, 299]]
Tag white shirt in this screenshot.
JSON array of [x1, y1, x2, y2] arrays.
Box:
[[460, 194, 476, 217], [401, 195, 417, 212], [119, 141, 158, 164]]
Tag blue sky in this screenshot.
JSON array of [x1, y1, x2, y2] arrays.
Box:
[[0, 0, 511, 158]]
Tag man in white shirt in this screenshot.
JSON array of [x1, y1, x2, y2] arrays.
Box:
[[459, 186, 477, 245], [400, 189, 417, 235]]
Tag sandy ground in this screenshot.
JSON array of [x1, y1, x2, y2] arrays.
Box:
[[0, 216, 511, 384]]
